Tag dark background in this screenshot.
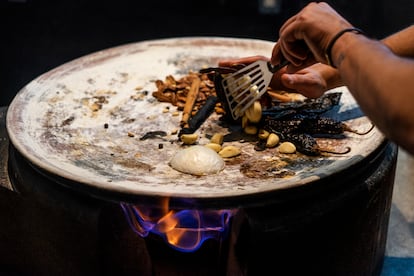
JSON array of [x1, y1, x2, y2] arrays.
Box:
[[1, 0, 413, 107]]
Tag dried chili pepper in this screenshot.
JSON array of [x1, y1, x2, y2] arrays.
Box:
[[281, 133, 320, 156], [300, 116, 375, 136], [263, 115, 374, 137], [263, 92, 342, 115], [280, 133, 351, 156], [262, 116, 303, 134]]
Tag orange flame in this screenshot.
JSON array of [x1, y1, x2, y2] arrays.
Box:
[[121, 201, 235, 252]]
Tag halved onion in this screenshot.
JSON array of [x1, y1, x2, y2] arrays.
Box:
[[169, 145, 225, 176]]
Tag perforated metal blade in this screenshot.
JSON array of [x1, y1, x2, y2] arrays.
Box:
[[221, 59, 289, 120]]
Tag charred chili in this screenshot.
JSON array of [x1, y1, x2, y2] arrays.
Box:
[[263, 114, 374, 137], [279, 133, 351, 156]]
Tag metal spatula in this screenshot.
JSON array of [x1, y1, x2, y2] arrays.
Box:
[[221, 58, 289, 120]]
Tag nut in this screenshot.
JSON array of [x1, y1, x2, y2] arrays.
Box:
[[249, 84, 259, 95], [266, 133, 280, 148], [237, 75, 251, 90], [244, 125, 258, 135], [205, 143, 222, 152], [210, 133, 224, 145], [258, 129, 270, 140], [180, 133, 198, 145], [244, 101, 262, 123], [279, 142, 296, 153], [219, 145, 241, 158], [241, 115, 249, 129]]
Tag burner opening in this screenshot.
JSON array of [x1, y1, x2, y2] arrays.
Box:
[[121, 201, 236, 253]]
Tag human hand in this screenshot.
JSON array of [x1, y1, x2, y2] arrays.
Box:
[[218, 56, 339, 99], [271, 2, 353, 67], [218, 55, 269, 67], [278, 63, 338, 98]]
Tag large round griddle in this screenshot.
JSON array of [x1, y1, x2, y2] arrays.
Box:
[[6, 37, 384, 202]]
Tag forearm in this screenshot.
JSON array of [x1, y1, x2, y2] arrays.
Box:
[[273, 2, 414, 153], [381, 25, 414, 57], [319, 25, 414, 90], [332, 33, 414, 153]]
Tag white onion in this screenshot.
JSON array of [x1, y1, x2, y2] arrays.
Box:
[[169, 145, 225, 176]]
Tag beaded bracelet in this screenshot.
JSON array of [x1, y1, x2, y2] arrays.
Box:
[[325, 27, 365, 68]]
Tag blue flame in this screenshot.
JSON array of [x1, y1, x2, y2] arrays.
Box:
[[120, 203, 235, 252]]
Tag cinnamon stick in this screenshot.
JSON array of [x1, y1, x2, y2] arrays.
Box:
[[180, 77, 200, 127]]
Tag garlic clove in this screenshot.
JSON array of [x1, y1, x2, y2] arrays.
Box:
[[169, 145, 225, 176]]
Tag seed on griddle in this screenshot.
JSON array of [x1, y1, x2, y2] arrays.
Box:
[[104, 123, 109, 129], [158, 143, 164, 149]]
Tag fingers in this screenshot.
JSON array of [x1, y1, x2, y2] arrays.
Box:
[[273, 15, 311, 66], [271, 42, 283, 65], [285, 57, 317, 72], [279, 14, 297, 35], [271, 40, 306, 67], [280, 72, 326, 98], [274, 2, 350, 67], [218, 55, 269, 67]]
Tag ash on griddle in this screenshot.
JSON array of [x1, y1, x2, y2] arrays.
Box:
[[240, 159, 295, 179], [115, 157, 154, 171]]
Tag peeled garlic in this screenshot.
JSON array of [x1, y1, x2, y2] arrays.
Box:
[[169, 145, 225, 176]]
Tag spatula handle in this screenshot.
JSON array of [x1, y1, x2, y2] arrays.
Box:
[[268, 58, 290, 73]]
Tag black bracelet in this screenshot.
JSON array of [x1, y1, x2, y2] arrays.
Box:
[[325, 27, 365, 68]]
